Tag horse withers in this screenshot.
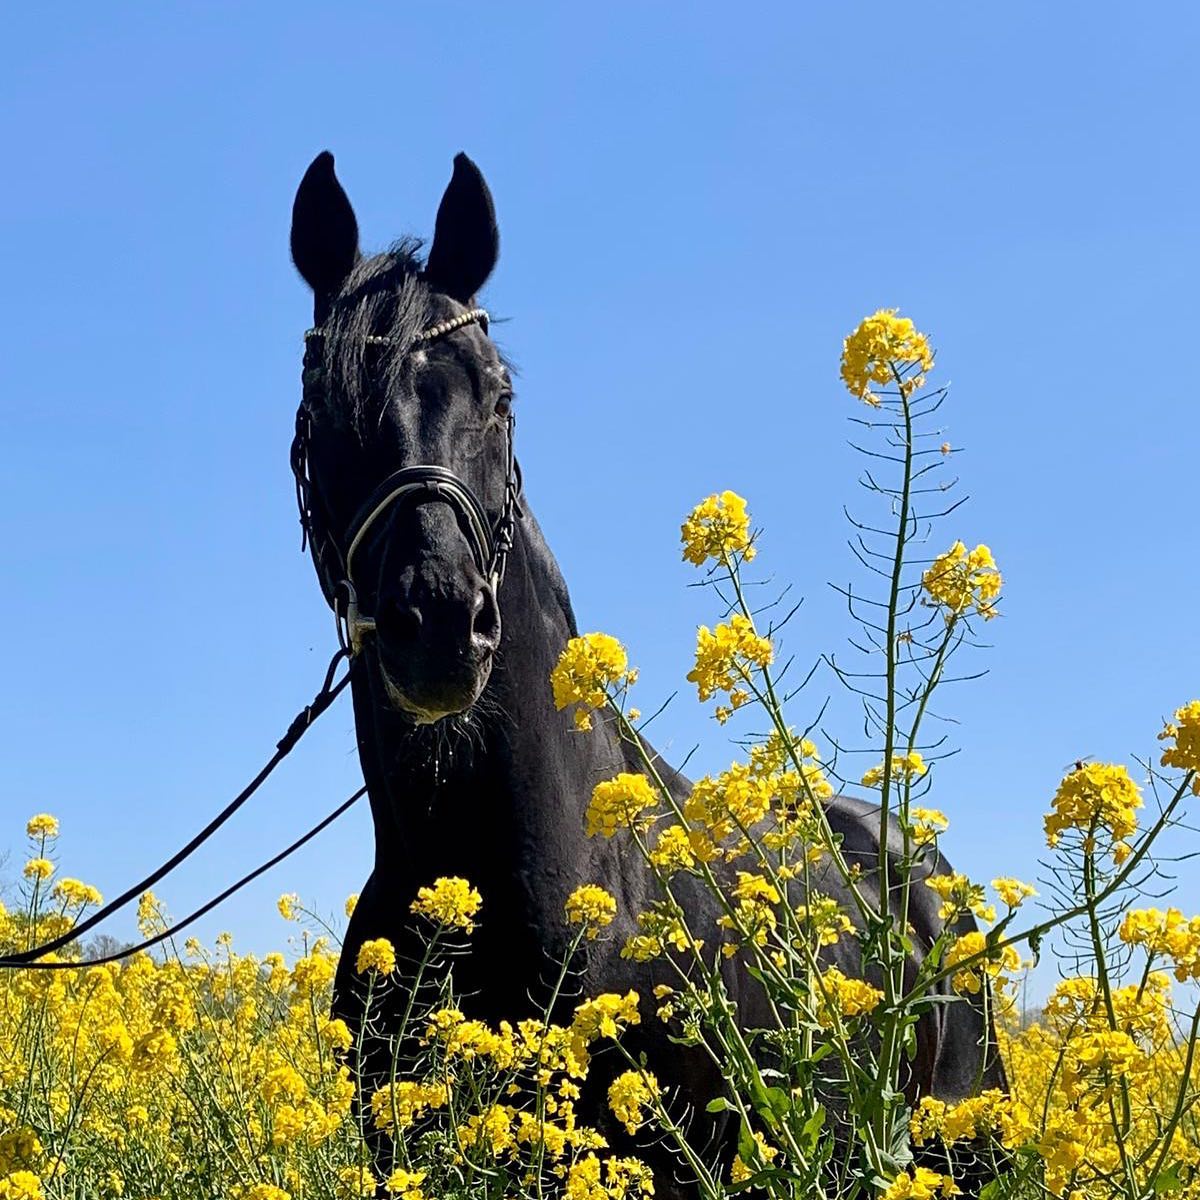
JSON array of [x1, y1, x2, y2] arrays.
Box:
[[288, 150, 1007, 1197]]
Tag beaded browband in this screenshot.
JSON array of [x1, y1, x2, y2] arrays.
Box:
[[303, 307, 490, 348]]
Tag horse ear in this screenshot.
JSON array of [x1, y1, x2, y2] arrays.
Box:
[[424, 153, 499, 302], [291, 151, 360, 303]]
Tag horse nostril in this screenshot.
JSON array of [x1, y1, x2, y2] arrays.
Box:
[[472, 585, 501, 645], [378, 599, 423, 645]]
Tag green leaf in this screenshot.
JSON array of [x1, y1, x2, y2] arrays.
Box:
[[1153, 1165, 1184, 1194], [705, 1097, 730, 1114], [799, 1106, 825, 1154]]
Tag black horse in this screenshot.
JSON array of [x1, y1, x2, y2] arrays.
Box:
[[288, 151, 1006, 1196]]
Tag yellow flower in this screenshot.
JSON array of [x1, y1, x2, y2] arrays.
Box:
[[336, 1165, 377, 1199], [840, 308, 934, 405], [277, 893, 299, 921], [911, 1090, 1030, 1150], [861, 751, 928, 788], [586, 773, 659, 838], [880, 1166, 959, 1200], [794, 893, 853, 947], [550, 632, 638, 732], [564, 885, 617, 937], [922, 541, 1002, 620], [607, 1069, 659, 1135], [992, 877, 1036, 909], [907, 807, 949, 845], [384, 1168, 427, 1199], [51, 877, 103, 908], [687, 614, 772, 719], [25, 814, 58, 840], [21, 858, 53, 882], [648, 825, 696, 874], [1119, 907, 1200, 982], [680, 490, 755, 567], [1159, 699, 1200, 793], [410, 877, 482, 932], [354, 938, 396, 976], [0, 1173, 45, 1200], [730, 1130, 778, 1183], [815, 966, 883, 1029], [344, 892, 359, 918], [1044, 761, 1142, 863], [943, 931, 1020, 995], [925, 873, 995, 923]]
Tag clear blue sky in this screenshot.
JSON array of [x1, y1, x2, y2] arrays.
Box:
[[2, 5, 1197, 998]]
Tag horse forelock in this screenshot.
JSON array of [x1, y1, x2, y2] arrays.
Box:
[[318, 239, 434, 436]]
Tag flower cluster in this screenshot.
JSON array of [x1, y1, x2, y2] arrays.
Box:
[[1043, 761, 1142, 864], [687, 614, 773, 722], [1159, 698, 1200, 792], [564, 884, 618, 937], [680, 490, 755, 567], [921, 541, 1002, 621], [585, 773, 659, 839], [410, 876, 483, 932], [860, 750, 928, 788], [840, 308, 934, 405], [550, 633, 638, 732]]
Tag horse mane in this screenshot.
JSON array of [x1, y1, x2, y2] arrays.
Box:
[[317, 239, 435, 436]]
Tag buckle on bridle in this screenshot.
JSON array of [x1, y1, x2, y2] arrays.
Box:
[[335, 580, 376, 657]]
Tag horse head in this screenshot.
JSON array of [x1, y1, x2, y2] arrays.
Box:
[[290, 152, 518, 724]]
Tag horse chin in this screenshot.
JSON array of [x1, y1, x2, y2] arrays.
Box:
[[375, 652, 493, 724]]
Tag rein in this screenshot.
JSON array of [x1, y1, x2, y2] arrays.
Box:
[[0, 306, 514, 970]]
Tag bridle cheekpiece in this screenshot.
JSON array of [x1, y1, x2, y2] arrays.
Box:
[[291, 307, 522, 656]]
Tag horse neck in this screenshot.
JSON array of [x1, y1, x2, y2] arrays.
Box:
[[349, 508, 635, 917]]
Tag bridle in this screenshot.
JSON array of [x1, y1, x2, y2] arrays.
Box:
[[291, 306, 522, 656]]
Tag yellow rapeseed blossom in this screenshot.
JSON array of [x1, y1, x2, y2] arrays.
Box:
[[991, 877, 1036, 909], [680, 490, 755, 567], [922, 541, 1002, 621], [1043, 761, 1142, 864], [411, 877, 483, 932], [50, 878, 103, 908], [943, 931, 1020, 996], [354, 938, 397, 976], [880, 1166, 959, 1200], [730, 1130, 778, 1183], [585, 773, 659, 838], [385, 1168, 427, 1199], [607, 1069, 659, 1135], [21, 859, 53, 883], [344, 892, 359, 918], [815, 966, 884, 1030], [0, 1173, 45, 1200], [277, 893, 299, 921], [241, 1186, 291, 1200], [840, 309, 934, 405], [550, 632, 637, 732], [911, 1090, 1030, 1150], [648, 824, 696, 874], [1119, 906, 1200, 982], [924, 872, 995, 923], [861, 751, 928, 788], [25, 814, 58, 839], [907, 807, 949, 845], [1159, 699, 1200, 793], [687, 614, 773, 722], [794, 893, 853, 947], [564, 885, 617, 937]]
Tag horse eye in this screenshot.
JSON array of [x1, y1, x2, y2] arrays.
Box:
[[494, 393, 513, 419]]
